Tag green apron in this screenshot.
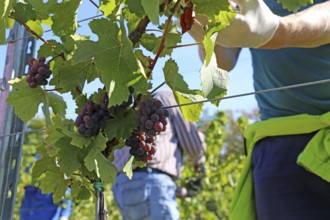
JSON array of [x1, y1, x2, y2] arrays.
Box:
[[229, 112, 330, 220]]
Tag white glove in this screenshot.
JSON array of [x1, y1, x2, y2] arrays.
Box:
[[215, 0, 280, 48]]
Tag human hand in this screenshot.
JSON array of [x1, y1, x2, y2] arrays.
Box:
[[215, 0, 279, 48], [194, 162, 206, 178]]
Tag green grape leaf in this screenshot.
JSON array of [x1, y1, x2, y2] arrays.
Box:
[[200, 54, 229, 105], [104, 110, 137, 140], [203, 25, 227, 67], [26, 20, 44, 36], [100, 0, 118, 17], [32, 155, 56, 181], [173, 90, 204, 122], [90, 88, 105, 105], [0, 0, 16, 44], [26, 0, 57, 19], [7, 78, 45, 123], [193, 0, 231, 21], [45, 126, 65, 147], [214, 6, 236, 24], [71, 181, 92, 201], [47, 92, 67, 118], [122, 156, 134, 179], [140, 31, 181, 57], [61, 129, 92, 149], [7, 78, 68, 123], [56, 137, 83, 176], [124, 8, 143, 36], [37, 40, 63, 58], [13, 2, 36, 22], [49, 0, 80, 37], [72, 18, 139, 106], [141, 0, 161, 24], [75, 94, 88, 115], [84, 133, 108, 171], [39, 168, 68, 203], [94, 152, 117, 183], [163, 59, 190, 93], [276, 0, 313, 12], [53, 61, 97, 96], [126, 0, 145, 17], [127, 75, 151, 96]]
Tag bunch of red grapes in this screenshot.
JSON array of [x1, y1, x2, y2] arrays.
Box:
[[26, 56, 52, 88], [75, 87, 135, 138], [126, 97, 169, 162], [74, 99, 110, 137]]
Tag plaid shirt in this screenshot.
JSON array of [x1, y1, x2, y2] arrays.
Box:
[[113, 90, 206, 179]]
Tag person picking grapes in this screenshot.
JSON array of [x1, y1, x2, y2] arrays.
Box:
[[189, 0, 330, 219], [111, 90, 207, 220]]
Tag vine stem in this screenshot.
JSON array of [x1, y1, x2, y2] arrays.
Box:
[[148, 0, 182, 73], [10, 11, 54, 49]]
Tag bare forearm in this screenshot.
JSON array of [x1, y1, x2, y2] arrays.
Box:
[[213, 46, 241, 71], [263, 1, 330, 48]]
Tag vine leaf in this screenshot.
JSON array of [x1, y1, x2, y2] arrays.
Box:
[[7, 78, 66, 123], [163, 59, 190, 93], [0, 0, 15, 44], [61, 129, 92, 149], [83, 133, 117, 183], [140, 31, 182, 58], [173, 90, 204, 122], [71, 181, 92, 201], [94, 153, 117, 183], [276, 0, 314, 12], [47, 92, 67, 118], [13, 2, 37, 22], [84, 133, 108, 172], [193, 0, 231, 21], [72, 18, 139, 106], [163, 59, 203, 122], [104, 110, 137, 140], [32, 154, 55, 181], [123, 156, 134, 179], [99, 0, 117, 17], [39, 167, 68, 203], [26, 20, 44, 36], [27, 0, 58, 20], [48, 0, 80, 37], [200, 53, 229, 106], [141, 0, 161, 24], [53, 60, 98, 96], [56, 137, 83, 176], [126, 0, 145, 17]]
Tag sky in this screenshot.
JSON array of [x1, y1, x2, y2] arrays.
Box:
[[0, 1, 258, 120]]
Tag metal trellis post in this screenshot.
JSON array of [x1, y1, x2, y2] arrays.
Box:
[[0, 22, 36, 220]]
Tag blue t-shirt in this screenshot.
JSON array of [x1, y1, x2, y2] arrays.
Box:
[[250, 0, 330, 120], [20, 186, 72, 220]]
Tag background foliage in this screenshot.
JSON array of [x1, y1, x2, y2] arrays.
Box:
[[14, 109, 257, 220]]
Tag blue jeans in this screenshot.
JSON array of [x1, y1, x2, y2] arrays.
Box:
[[252, 132, 330, 220], [112, 168, 179, 220]]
